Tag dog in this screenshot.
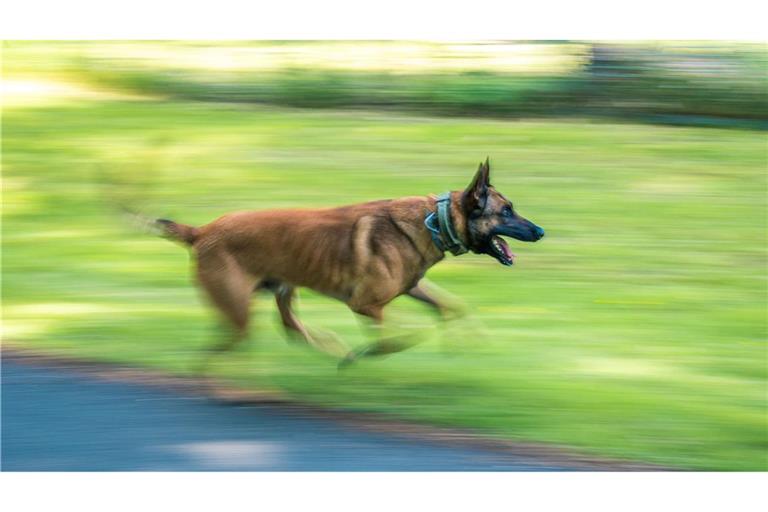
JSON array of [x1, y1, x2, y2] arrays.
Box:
[[155, 158, 544, 368]]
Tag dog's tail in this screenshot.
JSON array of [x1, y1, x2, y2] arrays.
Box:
[[156, 218, 200, 245], [123, 208, 200, 245]]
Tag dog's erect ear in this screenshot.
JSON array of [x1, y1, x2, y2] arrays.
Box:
[[463, 157, 491, 214]]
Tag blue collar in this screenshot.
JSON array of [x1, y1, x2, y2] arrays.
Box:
[[424, 192, 469, 256]]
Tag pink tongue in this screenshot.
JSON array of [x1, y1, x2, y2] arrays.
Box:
[[498, 238, 516, 261]]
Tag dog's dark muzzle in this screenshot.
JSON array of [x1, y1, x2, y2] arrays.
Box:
[[496, 218, 545, 242]]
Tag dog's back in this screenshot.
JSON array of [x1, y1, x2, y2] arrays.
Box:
[[165, 196, 437, 301]]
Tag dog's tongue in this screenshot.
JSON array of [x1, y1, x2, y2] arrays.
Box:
[[497, 236, 516, 263]]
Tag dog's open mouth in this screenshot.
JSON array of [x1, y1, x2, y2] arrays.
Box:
[[489, 235, 516, 266]]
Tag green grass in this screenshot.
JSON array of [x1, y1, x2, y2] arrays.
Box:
[[4, 41, 767, 123], [3, 91, 767, 470]]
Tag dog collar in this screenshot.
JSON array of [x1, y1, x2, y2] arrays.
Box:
[[424, 192, 469, 256]]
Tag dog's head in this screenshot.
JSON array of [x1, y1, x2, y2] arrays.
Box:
[[460, 158, 544, 266]]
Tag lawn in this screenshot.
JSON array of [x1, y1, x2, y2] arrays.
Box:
[[2, 84, 766, 469]]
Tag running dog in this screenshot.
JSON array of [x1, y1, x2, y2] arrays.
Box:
[[155, 158, 544, 368]]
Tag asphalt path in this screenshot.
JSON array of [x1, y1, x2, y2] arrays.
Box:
[[1, 359, 571, 471]]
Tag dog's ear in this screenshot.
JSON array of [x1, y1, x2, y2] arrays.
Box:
[[462, 157, 491, 214]]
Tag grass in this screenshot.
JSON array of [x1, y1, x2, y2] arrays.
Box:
[[2, 82, 767, 470], [4, 41, 767, 123]]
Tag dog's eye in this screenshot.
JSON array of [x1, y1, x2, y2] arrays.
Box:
[[502, 206, 513, 217]]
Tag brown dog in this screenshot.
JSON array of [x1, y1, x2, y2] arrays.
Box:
[[157, 158, 544, 368]]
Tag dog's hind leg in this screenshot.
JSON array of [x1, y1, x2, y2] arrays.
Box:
[[195, 251, 258, 373], [275, 284, 312, 341], [274, 285, 348, 358]]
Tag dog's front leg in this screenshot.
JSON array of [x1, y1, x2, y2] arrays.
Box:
[[406, 279, 467, 321], [408, 279, 487, 356]]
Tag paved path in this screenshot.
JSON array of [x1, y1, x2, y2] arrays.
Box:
[[1, 359, 571, 471]]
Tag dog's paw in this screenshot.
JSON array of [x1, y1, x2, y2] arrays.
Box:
[[307, 327, 349, 358]]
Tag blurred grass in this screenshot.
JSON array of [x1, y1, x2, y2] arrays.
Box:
[[3, 90, 766, 470], [4, 41, 767, 123]]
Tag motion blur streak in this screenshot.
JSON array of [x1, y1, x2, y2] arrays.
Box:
[[2, 41, 766, 471]]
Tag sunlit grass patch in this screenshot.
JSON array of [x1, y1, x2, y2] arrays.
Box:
[[1, 77, 145, 108]]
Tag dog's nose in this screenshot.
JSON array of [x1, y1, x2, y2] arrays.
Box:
[[533, 225, 545, 239]]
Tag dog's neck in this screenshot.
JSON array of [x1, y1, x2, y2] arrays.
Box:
[[424, 192, 470, 256]]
